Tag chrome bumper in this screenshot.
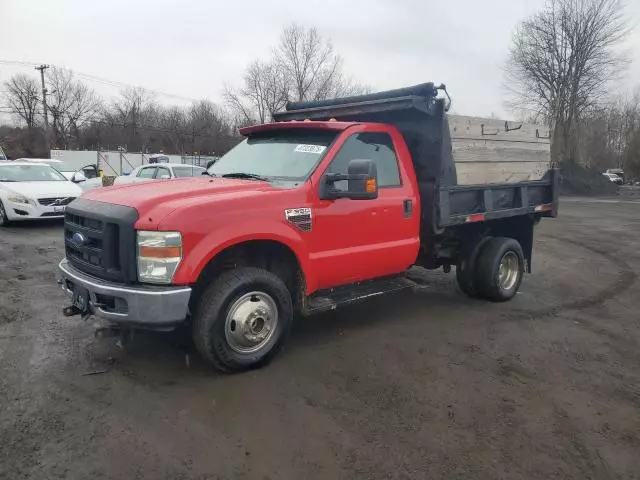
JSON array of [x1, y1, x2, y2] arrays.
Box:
[[58, 259, 191, 327]]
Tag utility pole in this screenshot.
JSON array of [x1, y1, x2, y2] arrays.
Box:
[[34, 65, 49, 129], [35, 64, 50, 152]]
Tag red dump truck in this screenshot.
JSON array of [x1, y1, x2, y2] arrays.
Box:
[[58, 83, 558, 372]]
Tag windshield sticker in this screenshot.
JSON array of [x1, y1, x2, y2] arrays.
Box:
[[294, 144, 326, 154]]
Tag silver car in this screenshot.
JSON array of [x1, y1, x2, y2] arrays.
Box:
[[113, 164, 207, 185]]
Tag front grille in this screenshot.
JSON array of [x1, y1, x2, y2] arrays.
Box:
[[65, 212, 103, 230], [41, 212, 63, 217], [64, 198, 138, 283], [38, 197, 76, 206]]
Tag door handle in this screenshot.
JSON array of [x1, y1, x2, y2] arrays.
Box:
[[403, 199, 413, 218]]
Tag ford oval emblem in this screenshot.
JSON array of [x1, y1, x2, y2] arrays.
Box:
[[71, 232, 87, 246]]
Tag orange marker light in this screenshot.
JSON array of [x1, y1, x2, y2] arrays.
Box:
[[465, 213, 486, 223], [139, 246, 182, 258], [365, 178, 377, 193]]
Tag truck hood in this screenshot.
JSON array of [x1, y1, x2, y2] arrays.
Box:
[[82, 177, 281, 220]]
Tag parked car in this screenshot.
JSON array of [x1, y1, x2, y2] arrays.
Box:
[[147, 154, 171, 164], [113, 163, 207, 185], [602, 172, 623, 185], [18, 158, 103, 191], [58, 82, 559, 373], [0, 162, 82, 226], [606, 168, 625, 183]]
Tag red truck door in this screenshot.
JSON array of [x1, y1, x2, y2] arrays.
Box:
[[309, 126, 420, 289]]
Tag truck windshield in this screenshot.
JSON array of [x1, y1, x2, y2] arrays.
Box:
[[208, 130, 337, 181]]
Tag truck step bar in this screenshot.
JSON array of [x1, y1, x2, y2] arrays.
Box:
[[304, 275, 417, 315]]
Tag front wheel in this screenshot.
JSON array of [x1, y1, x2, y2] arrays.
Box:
[[192, 267, 293, 373], [474, 237, 525, 302]]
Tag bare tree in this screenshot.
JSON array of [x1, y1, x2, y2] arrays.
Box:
[[505, 0, 630, 163], [224, 60, 289, 124], [225, 24, 368, 125], [2, 74, 43, 155], [275, 24, 340, 102], [105, 87, 158, 151], [3, 74, 41, 131], [47, 67, 101, 148], [275, 24, 367, 102]]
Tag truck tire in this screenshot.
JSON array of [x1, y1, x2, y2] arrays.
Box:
[[0, 201, 9, 227], [456, 236, 492, 298], [192, 267, 293, 373], [475, 237, 524, 302]]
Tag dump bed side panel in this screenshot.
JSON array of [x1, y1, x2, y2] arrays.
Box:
[[448, 115, 552, 186]]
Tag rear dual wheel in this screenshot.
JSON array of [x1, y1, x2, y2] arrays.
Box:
[[456, 237, 524, 302]]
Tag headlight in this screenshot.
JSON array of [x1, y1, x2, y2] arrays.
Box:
[[7, 194, 31, 205], [137, 231, 182, 284]]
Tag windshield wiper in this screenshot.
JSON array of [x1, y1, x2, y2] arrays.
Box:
[[221, 172, 269, 182], [0, 179, 17, 182]]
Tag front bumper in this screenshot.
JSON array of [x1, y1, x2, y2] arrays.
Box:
[[5, 199, 67, 220], [58, 259, 191, 327]]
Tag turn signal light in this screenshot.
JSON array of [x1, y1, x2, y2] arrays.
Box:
[[366, 178, 377, 193], [138, 246, 182, 258]]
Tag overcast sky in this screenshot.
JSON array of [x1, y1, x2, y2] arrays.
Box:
[[2, 0, 639, 118]]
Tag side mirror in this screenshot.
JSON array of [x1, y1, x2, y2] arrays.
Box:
[[320, 159, 378, 200], [158, 174, 171, 180], [72, 172, 87, 183]]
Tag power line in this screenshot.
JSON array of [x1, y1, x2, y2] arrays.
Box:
[[0, 60, 40, 68], [71, 71, 201, 103], [0, 59, 207, 103]]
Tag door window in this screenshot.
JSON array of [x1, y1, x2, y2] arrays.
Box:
[[155, 166, 171, 179], [137, 167, 156, 178], [326, 132, 401, 191]]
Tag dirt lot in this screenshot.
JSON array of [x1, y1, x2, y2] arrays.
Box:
[[1, 198, 639, 480]]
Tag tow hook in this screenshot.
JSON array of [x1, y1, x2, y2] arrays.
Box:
[[63, 305, 82, 317], [62, 304, 94, 320]]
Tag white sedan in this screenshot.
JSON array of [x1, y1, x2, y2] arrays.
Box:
[[113, 163, 207, 185], [0, 162, 83, 226]]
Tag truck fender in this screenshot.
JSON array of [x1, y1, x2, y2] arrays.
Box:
[[172, 220, 317, 291]]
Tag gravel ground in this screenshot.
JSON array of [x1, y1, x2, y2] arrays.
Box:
[[1, 198, 639, 480]]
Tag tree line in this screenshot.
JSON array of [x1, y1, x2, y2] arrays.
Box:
[[507, 0, 639, 179]]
